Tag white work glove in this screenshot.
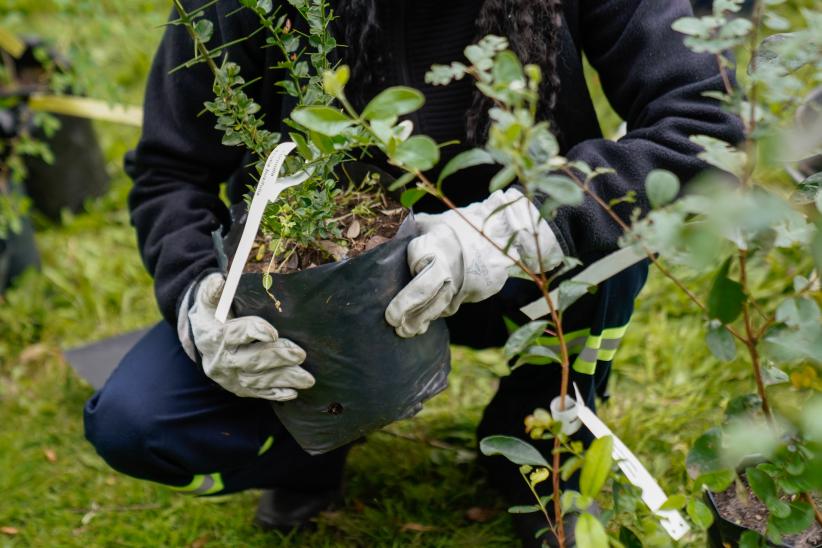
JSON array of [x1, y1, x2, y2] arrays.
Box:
[[385, 188, 563, 338], [177, 273, 315, 401]]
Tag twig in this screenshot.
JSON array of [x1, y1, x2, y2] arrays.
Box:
[[803, 492, 822, 528], [738, 249, 773, 421], [376, 428, 475, 455], [519, 468, 559, 542]]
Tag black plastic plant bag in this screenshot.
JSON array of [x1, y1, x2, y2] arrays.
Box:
[[214, 206, 451, 455]]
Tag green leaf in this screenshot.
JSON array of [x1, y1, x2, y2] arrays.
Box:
[[725, 394, 762, 419], [687, 428, 722, 474], [707, 258, 746, 325], [618, 526, 643, 548], [193, 19, 214, 44], [533, 175, 583, 206], [262, 272, 272, 291], [574, 512, 608, 548], [739, 530, 765, 548], [695, 469, 735, 492], [382, 173, 415, 193], [793, 172, 822, 205], [504, 321, 548, 359], [507, 505, 541, 514], [761, 364, 789, 387], [362, 86, 425, 121], [690, 135, 747, 177], [321, 66, 349, 98], [686, 499, 714, 530], [764, 12, 790, 31], [747, 467, 790, 518], [645, 169, 680, 208], [515, 344, 561, 367], [580, 436, 613, 498], [672, 17, 711, 36], [769, 501, 814, 535], [393, 135, 439, 171], [437, 148, 494, 185], [400, 188, 426, 209], [291, 106, 354, 136], [558, 280, 594, 311], [489, 165, 517, 192], [479, 435, 550, 467], [706, 322, 736, 361], [659, 494, 687, 510], [763, 322, 822, 364], [775, 297, 820, 329], [492, 50, 524, 85]]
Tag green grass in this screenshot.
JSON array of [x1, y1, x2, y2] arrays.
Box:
[[0, 2, 806, 546]]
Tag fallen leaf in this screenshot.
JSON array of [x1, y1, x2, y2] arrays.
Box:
[[364, 235, 389, 252], [379, 208, 403, 216], [318, 240, 349, 261], [400, 522, 436, 533], [43, 448, 57, 463], [19, 343, 50, 364], [465, 507, 498, 523], [1, 526, 19, 536], [319, 510, 343, 521], [189, 534, 209, 548], [346, 219, 361, 239]]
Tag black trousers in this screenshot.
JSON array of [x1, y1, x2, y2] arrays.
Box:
[[84, 269, 645, 497]]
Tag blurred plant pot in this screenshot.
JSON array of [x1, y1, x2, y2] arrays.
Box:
[[0, 36, 109, 221], [704, 488, 822, 548], [793, 86, 822, 181], [0, 214, 39, 292]]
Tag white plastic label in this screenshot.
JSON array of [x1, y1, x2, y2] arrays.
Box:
[[215, 143, 307, 323], [520, 245, 647, 320], [573, 384, 691, 541]]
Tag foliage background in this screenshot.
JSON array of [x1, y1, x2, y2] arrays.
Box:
[[0, 0, 818, 545]]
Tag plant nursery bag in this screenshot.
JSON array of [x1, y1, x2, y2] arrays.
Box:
[[214, 205, 451, 455]]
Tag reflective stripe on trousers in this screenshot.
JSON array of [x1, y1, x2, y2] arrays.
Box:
[[170, 435, 275, 496], [536, 323, 630, 375]]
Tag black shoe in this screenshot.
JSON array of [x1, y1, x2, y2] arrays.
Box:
[[253, 486, 342, 532]]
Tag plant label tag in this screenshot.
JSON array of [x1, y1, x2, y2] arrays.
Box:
[[573, 384, 691, 541], [215, 142, 302, 323], [520, 246, 647, 320]]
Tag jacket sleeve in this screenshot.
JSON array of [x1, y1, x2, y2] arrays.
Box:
[[127, 1, 276, 325], [547, 0, 744, 260]]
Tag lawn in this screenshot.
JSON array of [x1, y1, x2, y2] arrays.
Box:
[[0, 1, 803, 546]]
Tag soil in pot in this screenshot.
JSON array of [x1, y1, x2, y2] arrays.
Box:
[[712, 472, 822, 547], [244, 194, 408, 274], [244, 162, 408, 274]]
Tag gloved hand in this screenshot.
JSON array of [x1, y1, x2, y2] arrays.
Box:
[[385, 188, 563, 338], [177, 273, 315, 401]]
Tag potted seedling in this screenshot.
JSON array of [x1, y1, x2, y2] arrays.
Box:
[[173, 0, 453, 454], [0, 30, 109, 222]]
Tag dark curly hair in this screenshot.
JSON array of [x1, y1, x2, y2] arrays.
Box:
[[333, 0, 563, 144]]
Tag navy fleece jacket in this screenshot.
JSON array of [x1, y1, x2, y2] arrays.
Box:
[[127, 0, 743, 325]]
